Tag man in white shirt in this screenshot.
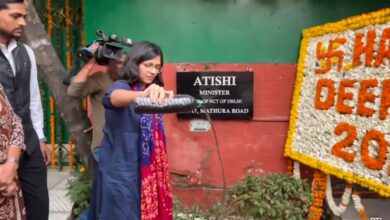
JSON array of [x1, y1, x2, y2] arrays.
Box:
[[0, 1, 50, 219]]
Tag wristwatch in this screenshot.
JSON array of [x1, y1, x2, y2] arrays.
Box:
[[39, 137, 47, 143]]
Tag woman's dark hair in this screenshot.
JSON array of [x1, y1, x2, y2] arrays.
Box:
[[0, 0, 24, 10], [120, 41, 164, 86]]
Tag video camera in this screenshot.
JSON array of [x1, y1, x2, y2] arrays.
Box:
[[79, 30, 133, 65], [63, 30, 133, 86]]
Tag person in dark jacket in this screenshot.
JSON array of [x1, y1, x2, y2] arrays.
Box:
[[0, 1, 49, 219]]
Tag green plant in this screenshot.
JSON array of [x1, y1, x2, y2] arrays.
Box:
[[225, 173, 312, 220], [173, 173, 312, 219], [174, 198, 210, 220], [67, 167, 92, 216]]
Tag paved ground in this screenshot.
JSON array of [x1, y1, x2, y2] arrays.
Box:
[[333, 198, 390, 220], [48, 168, 72, 220], [46, 168, 390, 220]]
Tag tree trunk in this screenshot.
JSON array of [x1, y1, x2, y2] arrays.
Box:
[[21, 0, 94, 174]]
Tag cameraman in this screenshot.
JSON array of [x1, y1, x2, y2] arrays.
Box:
[[67, 43, 126, 162]]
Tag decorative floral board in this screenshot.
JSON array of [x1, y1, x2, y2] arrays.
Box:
[[285, 8, 390, 197]]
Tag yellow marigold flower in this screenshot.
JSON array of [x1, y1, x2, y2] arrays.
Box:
[[320, 60, 327, 68], [79, 166, 86, 173], [320, 45, 327, 53], [345, 63, 352, 71], [331, 57, 338, 64]]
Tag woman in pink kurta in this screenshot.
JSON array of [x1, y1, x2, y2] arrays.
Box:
[[0, 84, 26, 220]]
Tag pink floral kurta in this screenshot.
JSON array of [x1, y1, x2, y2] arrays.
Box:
[[0, 85, 26, 220]]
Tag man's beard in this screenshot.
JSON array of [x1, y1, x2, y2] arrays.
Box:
[[0, 29, 21, 41]]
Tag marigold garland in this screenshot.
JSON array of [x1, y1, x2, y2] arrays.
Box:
[[287, 153, 390, 197], [69, 139, 74, 170], [83, 98, 88, 110], [302, 9, 390, 38], [46, 0, 52, 38], [308, 171, 327, 220], [292, 160, 301, 179], [50, 96, 56, 168], [65, 0, 71, 48], [80, 0, 88, 111], [65, 0, 74, 169], [287, 158, 293, 175], [47, 0, 56, 168], [352, 192, 368, 220], [81, 0, 86, 47], [325, 175, 352, 216], [66, 51, 72, 70]]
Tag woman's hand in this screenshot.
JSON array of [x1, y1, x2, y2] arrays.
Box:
[[110, 83, 174, 108], [0, 181, 18, 197], [143, 84, 174, 104], [0, 162, 18, 189]]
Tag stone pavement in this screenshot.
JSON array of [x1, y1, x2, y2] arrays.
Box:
[[48, 168, 72, 220], [333, 198, 390, 220], [46, 167, 390, 220]]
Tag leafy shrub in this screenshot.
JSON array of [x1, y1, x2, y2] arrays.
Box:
[[174, 173, 312, 219], [67, 166, 92, 216], [225, 173, 312, 219], [67, 171, 311, 219]]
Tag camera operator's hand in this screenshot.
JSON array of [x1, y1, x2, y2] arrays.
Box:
[[88, 42, 100, 54], [85, 59, 98, 76], [84, 43, 103, 76], [70, 43, 101, 85]]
